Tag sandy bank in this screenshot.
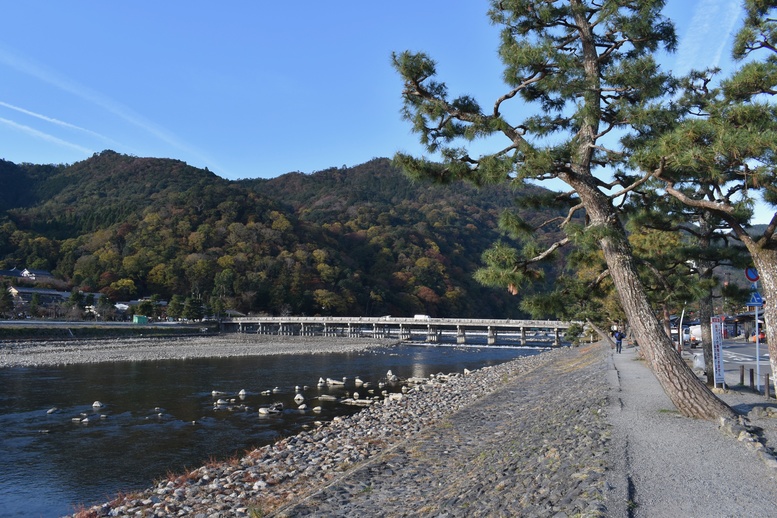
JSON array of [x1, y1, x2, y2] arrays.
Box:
[[0, 334, 399, 368]]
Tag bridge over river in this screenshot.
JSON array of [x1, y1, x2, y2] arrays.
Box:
[[221, 316, 579, 346]]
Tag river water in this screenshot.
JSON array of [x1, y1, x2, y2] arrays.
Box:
[[0, 341, 543, 517]]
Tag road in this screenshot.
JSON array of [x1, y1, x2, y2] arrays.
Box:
[[687, 337, 773, 390]]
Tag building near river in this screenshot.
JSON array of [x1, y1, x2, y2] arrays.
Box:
[[7, 286, 70, 307]]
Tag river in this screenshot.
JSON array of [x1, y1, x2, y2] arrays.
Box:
[[0, 341, 543, 517]]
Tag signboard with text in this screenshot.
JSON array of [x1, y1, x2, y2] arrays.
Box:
[[711, 316, 725, 385]]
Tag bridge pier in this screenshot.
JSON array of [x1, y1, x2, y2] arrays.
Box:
[[399, 325, 411, 341], [520, 327, 526, 345], [324, 323, 336, 337], [373, 323, 391, 338], [427, 325, 440, 343], [488, 326, 496, 345], [554, 327, 560, 346], [457, 325, 466, 344]]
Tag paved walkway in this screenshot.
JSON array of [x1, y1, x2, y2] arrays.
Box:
[[607, 344, 777, 517], [274, 343, 777, 517]]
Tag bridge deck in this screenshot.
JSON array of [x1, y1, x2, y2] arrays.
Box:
[[224, 316, 575, 328], [221, 316, 579, 346]]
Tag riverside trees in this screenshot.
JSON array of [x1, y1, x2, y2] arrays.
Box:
[[392, 0, 737, 419], [640, 0, 777, 395]]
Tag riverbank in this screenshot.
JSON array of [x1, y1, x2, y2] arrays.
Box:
[[0, 334, 399, 368], [0, 322, 214, 342], [12, 337, 775, 516], [69, 343, 611, 517]]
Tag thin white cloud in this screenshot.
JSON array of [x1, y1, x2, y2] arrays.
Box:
[[0, 43, 227, 174], [674, 0, 743, 75], [0, 117, 93, 155], [0, 100, 122, 147]]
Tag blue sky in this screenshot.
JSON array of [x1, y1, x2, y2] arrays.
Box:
[[0, 2, 751, 184]]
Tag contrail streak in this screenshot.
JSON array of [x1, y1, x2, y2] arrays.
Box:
[[0, 43, 227, 175], [0, 100, 122, 147], [674, 0, 743, 74], [0, 117, 93, 155]]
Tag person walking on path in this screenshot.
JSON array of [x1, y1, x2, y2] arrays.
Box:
[[613, 329, 624, 353]]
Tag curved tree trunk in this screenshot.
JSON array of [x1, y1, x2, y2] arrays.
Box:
[[697, 214, 716, 385], [563, 2, 735, 421], [698, 290, 715, 386], [587, 318, 615, 346], [571, 182, 736, 420], [750, 250, 777, 397]]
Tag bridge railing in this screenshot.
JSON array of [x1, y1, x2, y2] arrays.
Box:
[[224, 316, 579, 329]]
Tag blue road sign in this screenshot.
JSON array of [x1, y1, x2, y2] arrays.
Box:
[[748, 292, 764, 307]]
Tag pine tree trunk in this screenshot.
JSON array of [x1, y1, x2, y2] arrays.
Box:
[[698, 290, 715, 386], [697, 215, 716, 386], [750, 250, 777, 397], [603, 234, 734, 420], [564, 3, 735, 419], [571, 183, 736, 420]]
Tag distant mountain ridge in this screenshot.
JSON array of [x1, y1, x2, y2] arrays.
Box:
[[0, 151, 561, 318]]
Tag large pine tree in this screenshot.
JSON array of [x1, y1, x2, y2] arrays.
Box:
[[641, 0, 777, 395], [393, 0, 735, 419]]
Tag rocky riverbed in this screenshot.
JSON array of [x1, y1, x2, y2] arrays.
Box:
[[69, 342, 611, 517]]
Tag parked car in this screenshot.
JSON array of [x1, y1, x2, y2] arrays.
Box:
[[671, 328, 697, 347]]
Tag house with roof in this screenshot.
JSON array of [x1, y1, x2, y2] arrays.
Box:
[[7, 286, 71, 310], [0, 267, 24, 279], [8, 286, 70, 303], [21, 268, 54, 281]]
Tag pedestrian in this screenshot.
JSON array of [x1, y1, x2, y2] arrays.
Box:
[[614, 330, 624, 354]]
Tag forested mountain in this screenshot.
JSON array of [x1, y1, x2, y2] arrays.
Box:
[[0, 151, 564, 318]]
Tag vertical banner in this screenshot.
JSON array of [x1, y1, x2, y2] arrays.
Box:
[[711, 316, 725, 386]]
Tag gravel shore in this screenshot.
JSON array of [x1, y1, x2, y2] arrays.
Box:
[[66, 341, 611, 517], [0, 334, 399, 368]]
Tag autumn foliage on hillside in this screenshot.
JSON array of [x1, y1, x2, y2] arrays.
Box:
[[0, 151, 563, 318]]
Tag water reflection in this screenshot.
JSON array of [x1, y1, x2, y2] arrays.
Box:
[[0, 343, 540, 517]]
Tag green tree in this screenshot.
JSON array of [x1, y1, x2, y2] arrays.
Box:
[[96, 295, 116, 321], [68, 290, 85, 309], [29, 293, 40, 317], [640, 0, 777, 391], [627, 191, 752, 381], [109, 278, 137, 300], [0, 284, 13, 317], [136, 299, 155, 317], [209, 295, 226, 320], [183, 296, 204, 321], [392, 0, 734, 419], [167, 294, 185, 321], [213, 268, 236, 299]]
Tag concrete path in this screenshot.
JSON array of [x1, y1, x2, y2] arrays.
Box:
[[606, 344, 777, 517]]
